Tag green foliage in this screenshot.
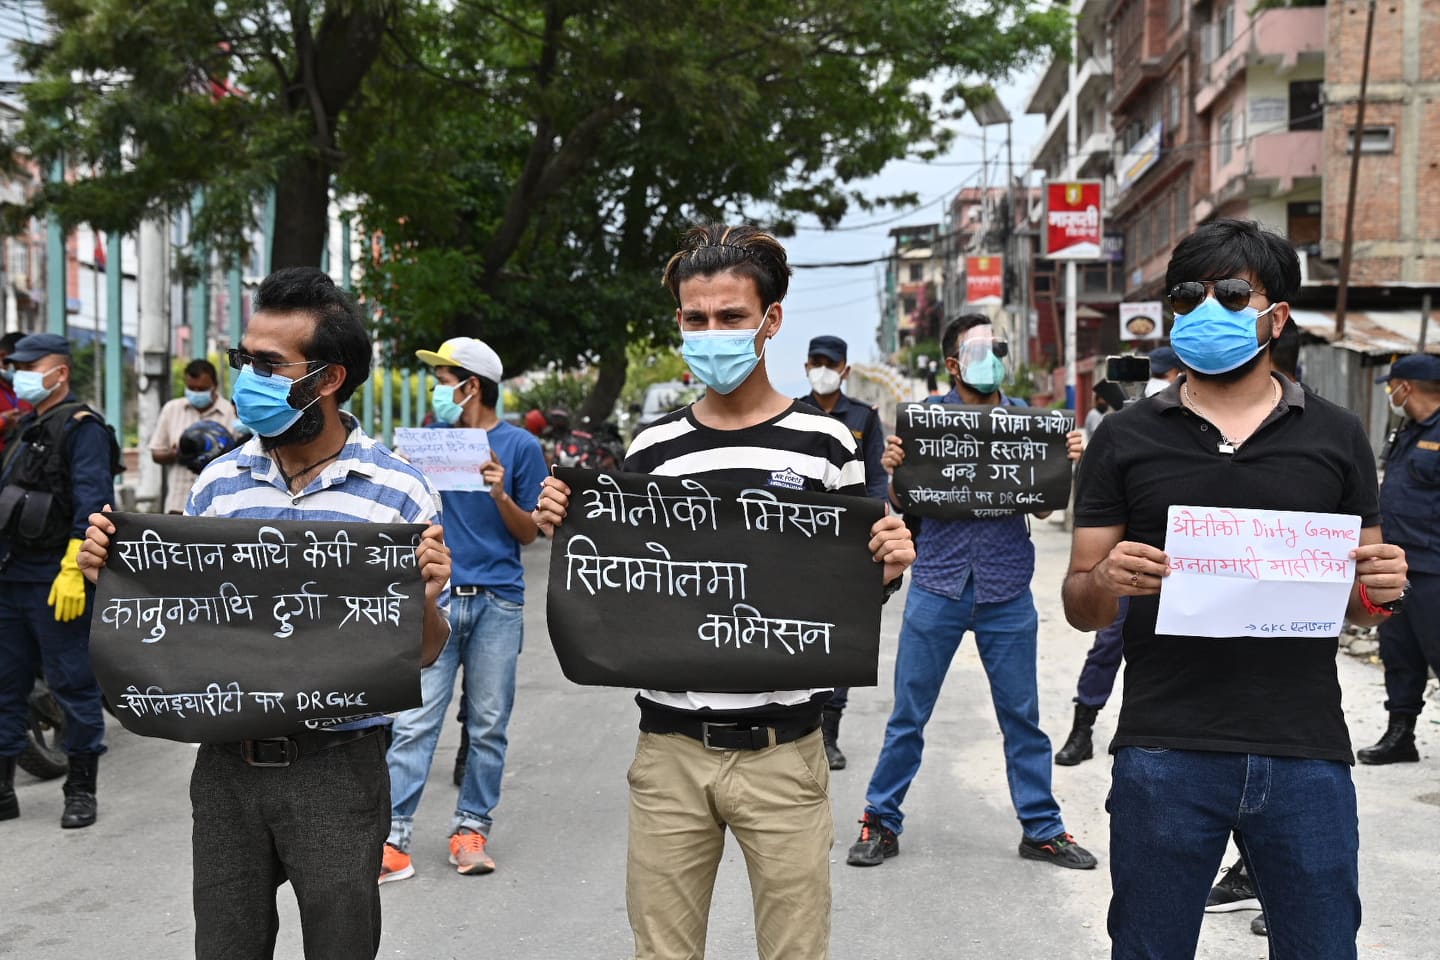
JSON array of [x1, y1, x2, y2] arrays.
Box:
[[511, 370, 598, 416], [14, 0, 1069, 403], [619, 343, 689, 412]]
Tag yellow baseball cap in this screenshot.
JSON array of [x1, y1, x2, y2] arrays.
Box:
[[414, 337, 503, 381]]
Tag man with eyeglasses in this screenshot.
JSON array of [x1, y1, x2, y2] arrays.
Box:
[[0, 332, 116, 829], [1064, 219, 1408, 957], [847, 313, 1098, 872], [77, 268, 453, 960]]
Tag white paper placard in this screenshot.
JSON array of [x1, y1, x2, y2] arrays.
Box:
[[393, 427, 492, 492], [1155, 505, 1359, 638]]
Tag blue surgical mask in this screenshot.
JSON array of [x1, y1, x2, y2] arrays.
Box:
[[431, 383, 470, 425], [961, 354, 1006, 395], [185, 388, 214, 410], [1171, 298, 1277, 375], [13, 368, 57, 406], [231, 363, 328, 437], [681, 310, 771, 395]]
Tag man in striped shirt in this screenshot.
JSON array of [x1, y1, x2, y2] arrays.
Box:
[[535, 225, 914, 960], [80, 268, 452, 960]]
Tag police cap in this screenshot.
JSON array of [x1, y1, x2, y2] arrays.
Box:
[[8, 332, 71, 363], [1375, 353, 1440, 384], [807, 336, 847, 364]]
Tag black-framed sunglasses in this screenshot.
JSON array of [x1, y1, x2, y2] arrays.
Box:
[[226, 348, 321, 378], [1167, 278, 1264, 315]]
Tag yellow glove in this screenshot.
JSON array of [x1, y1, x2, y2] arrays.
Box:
[[48, 538, 89, 623]]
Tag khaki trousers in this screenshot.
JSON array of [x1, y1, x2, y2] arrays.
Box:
[[626, 729, 832, 960]]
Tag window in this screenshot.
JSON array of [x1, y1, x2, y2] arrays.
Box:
[[902, 294, 917, 314], [1168, 82, 1181, 134], [1287, 201, 1322, 250], [908, 263, 924, 283], [1174, 182, 1189, 238], [1218, 111, 1234, 166], [1218, 3, 1234, 52], [1168, 0, 1183, 27], [1345, 125, 1395, 154], [1289, 81, 1323, 131], [9, 240, 29, 284], [1156, 189, 1172, 250]]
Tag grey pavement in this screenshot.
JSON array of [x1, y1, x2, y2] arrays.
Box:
[[4, 522, 1438, 959]]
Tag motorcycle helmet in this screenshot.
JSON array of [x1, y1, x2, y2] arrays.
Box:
[[177, 419, 237, 474]]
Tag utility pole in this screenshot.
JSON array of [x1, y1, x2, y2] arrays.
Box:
[[104, 232, 122, 428], [1064, 28, 1079, 407], [1334, 0, 1377, 339], [137, 216, 170, 511], [45, 158, 65, 335]]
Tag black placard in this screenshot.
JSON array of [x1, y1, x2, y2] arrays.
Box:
[[545, 468, 886, 691], [893, 402, 1075, 519], [90, 513, 426, 742]]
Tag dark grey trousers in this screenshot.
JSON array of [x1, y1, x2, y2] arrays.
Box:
[[190, 730, 390, 960]]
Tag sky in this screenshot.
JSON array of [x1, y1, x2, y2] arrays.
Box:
[[767, 66, 1046, 398]]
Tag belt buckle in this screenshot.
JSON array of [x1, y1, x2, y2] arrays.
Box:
[[241, 737, 298, 767], [453, 585, 480, 597], [700, 722, 738, 751]]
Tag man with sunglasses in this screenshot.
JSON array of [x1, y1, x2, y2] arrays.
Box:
[[78, 268, 452, 960], [1064, 219, 1408, 958], [847, 313, 1097, 872], [1355, 353, 1440, 765]]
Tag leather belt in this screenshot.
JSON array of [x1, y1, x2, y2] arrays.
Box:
[[640, 712, 819, 751], [221, 726, 382, 767]]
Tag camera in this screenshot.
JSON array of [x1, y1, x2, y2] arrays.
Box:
[[1096, 355, 1153, 410]]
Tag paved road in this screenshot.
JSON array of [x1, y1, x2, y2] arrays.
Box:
[[4, 522, 1437, 959]]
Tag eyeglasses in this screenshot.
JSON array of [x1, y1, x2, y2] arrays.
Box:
[[226, 348, 321, 378], [1167, 278, 1266, 315]]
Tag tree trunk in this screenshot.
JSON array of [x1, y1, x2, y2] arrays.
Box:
[[270, 155, 332, 268], [576, 344, 628, 427]]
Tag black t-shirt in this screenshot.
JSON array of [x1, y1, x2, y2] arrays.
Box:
[[1073, 376, 1380, 763]]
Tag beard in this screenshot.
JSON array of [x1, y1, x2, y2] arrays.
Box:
[[259, 379, 328, 451]]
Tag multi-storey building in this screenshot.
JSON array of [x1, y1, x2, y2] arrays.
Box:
[[1321, 0, 1440, 285], [879, 223, 945, 355], [1191, 1, 1327, 256]]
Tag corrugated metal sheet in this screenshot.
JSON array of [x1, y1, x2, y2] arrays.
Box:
[[1289, 309, 1431, 454]]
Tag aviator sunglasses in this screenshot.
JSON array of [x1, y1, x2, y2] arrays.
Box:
[[1167, 278, 1264, 315]]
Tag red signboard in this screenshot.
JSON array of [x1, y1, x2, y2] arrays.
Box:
[[1044, 180, 1104, 260], [964, 256, 1003, 305]]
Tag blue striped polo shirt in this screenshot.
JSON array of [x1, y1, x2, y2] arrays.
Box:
[[185, 413, 448, 731]]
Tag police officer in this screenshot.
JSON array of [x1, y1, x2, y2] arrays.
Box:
[[0, 333, 115, 827], [1358, 353, 1437, 764], [797, 334, 888, 768]]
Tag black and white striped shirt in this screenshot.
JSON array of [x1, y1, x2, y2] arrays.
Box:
[[624, 400, 865, 717]]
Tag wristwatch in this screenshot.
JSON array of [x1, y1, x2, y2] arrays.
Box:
[[1378, 580, 1410, 614], [1361, 580, 1409, 616]]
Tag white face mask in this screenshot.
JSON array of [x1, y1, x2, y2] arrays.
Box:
[[807, 366, 842, 395], [1388, 385, 1408, 415]]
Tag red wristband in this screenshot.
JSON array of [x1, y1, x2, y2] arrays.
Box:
[[1358, 583, 1394, 617]]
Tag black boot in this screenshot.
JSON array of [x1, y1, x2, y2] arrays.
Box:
[[60, 753, 98, 829], [1, 755, 18, 821], [453, 723, 469, 787], [1054, 703, 1099, 766], [1357, 713, 1420, 765], [820, 707, 846, 770]]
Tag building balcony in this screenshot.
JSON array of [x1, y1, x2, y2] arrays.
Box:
[[1203, 129, 1324, 212], [1196, 6, 1326, 114]]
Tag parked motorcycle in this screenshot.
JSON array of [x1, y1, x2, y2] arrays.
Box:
[[554, 417, 625, 471], [21, 673, 67, 781]]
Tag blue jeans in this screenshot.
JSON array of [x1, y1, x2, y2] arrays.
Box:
[[1108, 747, 1359, 960], [1075, 597, 1128, 709], [387, 590, 524, 849], [0, 579, 106, 758], [863, 582, 1064, 841]]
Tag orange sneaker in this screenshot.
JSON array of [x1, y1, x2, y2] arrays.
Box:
[[448, 828, 495, 875], [379, 843, 414, 884]]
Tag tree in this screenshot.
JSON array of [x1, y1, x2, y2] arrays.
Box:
[[347, 0, 1068, 419], [10, 0, 399, 268]]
